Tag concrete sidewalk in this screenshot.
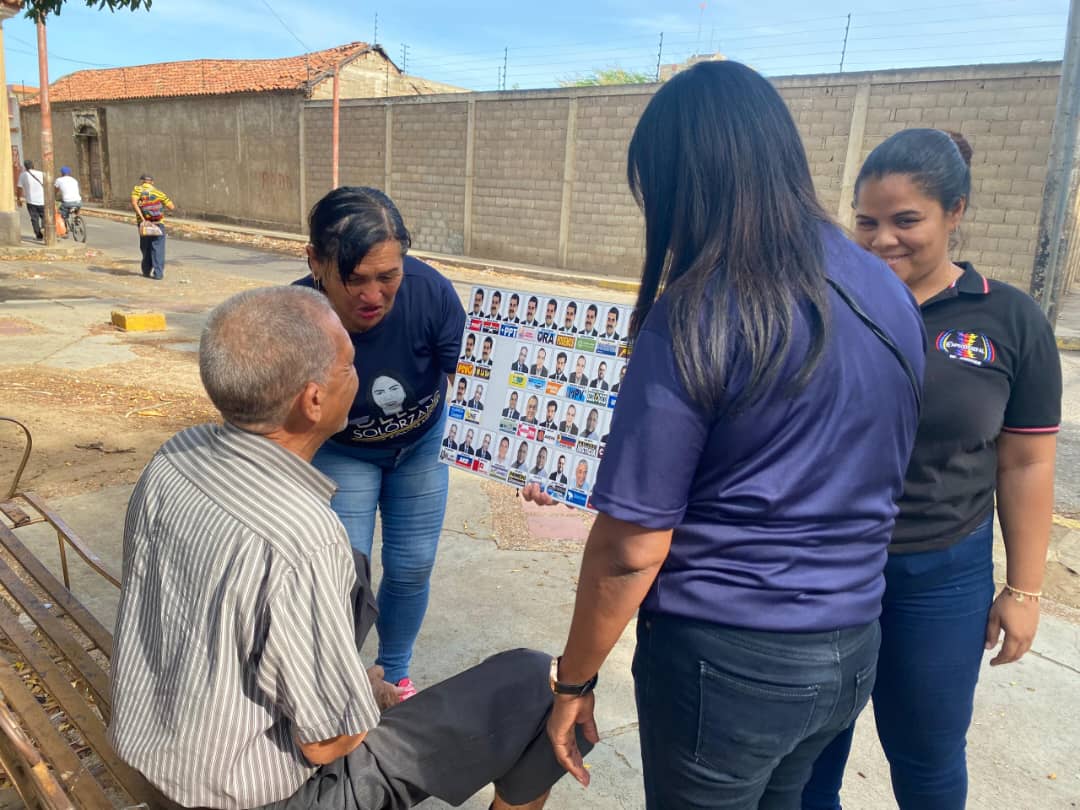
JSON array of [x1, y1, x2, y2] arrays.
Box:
[[9, 477, 1079, 810]]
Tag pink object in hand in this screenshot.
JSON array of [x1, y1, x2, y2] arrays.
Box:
[[397, 677, 418, 701]]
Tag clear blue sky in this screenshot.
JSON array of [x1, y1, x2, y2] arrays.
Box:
[[1, 0, 1070, 92]]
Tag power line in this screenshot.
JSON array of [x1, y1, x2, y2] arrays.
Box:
[[257, 0, 310, 52]]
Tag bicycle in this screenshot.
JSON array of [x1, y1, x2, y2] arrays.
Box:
[[59, 203, 87, 243]]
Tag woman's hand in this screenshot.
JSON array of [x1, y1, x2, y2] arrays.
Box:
[[985, 589, 1041, 666], [519, 482, 562, 507], [547, 693, 599, 787]]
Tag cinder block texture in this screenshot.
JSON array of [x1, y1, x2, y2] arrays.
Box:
[[111, 311, 166, 332]]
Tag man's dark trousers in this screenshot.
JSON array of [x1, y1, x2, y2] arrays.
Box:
[[27, 203, 44, 239], [140, 222, 166, 279], [258, 553, 589, 810]]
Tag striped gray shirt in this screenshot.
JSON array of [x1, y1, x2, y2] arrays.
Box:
[[108, 423, 381, 809]]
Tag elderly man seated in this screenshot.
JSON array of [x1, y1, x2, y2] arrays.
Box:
[[108, 286, 593, 810]]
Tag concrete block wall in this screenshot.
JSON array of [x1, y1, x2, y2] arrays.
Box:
[[302, 61, 1061, 286], [391, 102, 468, 254], [471, 98, 569, 266], [565, 93, 650, 274]]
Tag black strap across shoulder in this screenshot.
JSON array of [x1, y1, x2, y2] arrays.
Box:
[[826, 277, 921, 399]]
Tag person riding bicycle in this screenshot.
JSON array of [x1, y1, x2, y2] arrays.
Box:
[[54, 167, 82, 222]]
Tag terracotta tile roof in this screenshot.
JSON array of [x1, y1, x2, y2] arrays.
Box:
[[23, 42, 381, 105]]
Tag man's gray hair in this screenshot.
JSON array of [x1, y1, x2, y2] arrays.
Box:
[[200, 287, 339, 430]]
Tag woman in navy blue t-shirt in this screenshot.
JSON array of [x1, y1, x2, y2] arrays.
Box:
[[530, 61, 927, 808], [295, 187, 465, 700]]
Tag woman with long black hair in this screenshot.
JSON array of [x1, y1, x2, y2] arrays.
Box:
[[530, 60, 928, 809]]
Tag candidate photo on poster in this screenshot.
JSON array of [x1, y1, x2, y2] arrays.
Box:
[[573, 458, 592, 492], [469, 287, 486, 318], [529, 445, 550, 478], [560, 301, 579, 334], [511, 439, 532, 471], [611, 362, 627, 393], [494, 435, 512, 466], [522, 394, 540, 425], [579, 303, 600, 337], [522, 295, 541, 327], [457, 428, 476, 456], [487, 289, 504, 321], [549, 351, 569, 382], [510, 344, 530, 373], [559, 403, 580, 436], [505, 292, 522, 324], [541, 297, 559, 330], [548, 453, 569, 484], [602, 305, 621, 340], [590, 360, 611, 391], [567, 353, 590, 386], [478, 336, 495, 366], [502, 390, 522, 419], [529, 346, 550, 378], [460, 332, 477, 362], [450, 376, 469, 406], [538, 399, 560, 431], [475, 432, 494, 460], [442, 422, 462, 450], [467, 383, 486, 410], [580, 407, 604, 441]]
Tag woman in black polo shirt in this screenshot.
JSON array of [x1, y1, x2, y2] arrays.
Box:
[[804, 129, 1062, 809]]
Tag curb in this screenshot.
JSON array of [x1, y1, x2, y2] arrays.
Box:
[[81, 206, 641, 293], [1057, 335, 1080, 352]]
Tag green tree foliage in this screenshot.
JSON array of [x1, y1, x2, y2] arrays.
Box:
[[559, 67, 653, 87], [23, 0, 152, 22]]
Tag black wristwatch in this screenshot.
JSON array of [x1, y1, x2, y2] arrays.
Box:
[[549, 656, 598, 696]]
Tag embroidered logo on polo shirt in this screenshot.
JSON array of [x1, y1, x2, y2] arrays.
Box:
[[935, 330, 996, 366]]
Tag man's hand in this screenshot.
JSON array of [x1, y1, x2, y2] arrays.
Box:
[[546, 693, 599, 787], [366, 665, 405, 710], [985, 589, 1041, 666], [520, 482, 570, 508]]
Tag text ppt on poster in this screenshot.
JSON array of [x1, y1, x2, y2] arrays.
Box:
[[439, 287, 632, 512]]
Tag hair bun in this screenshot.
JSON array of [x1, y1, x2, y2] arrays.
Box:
[[943, 131, 973, 167]]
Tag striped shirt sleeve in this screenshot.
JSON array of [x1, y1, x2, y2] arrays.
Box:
[[256, 541, 381, 743]]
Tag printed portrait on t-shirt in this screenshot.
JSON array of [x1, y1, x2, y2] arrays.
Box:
[[369, 374, 410, 418]]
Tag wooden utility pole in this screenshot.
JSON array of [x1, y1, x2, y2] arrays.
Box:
[[1031, 0, 1080, 328], [36, 17, 56, 245]]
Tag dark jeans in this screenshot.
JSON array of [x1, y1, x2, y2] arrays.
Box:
[[634, 612, 880, 810], [26, 203, 44, 238], [257, 553, 589, 810], [801, 517, 995, 810], [139, 222, 166, 278]]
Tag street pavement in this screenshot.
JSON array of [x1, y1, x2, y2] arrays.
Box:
[[2, 215, 1079, 808]]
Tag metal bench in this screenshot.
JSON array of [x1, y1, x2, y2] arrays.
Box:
[[0, 417, 177, 809]]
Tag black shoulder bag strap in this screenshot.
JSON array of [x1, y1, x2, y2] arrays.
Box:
[[826, 277, 921, 400]]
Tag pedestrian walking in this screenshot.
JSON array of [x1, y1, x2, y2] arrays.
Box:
[[131, 173, 175, 280], [525, 60, 927, 809], [294, 186, 466, 700], [802, 129, 1062, 810], [16, 160, 45, 240]]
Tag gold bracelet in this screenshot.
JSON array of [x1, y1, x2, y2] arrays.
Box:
[[1004, 584, 1042, 602]]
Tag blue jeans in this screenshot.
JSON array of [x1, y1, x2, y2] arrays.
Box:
[[312, 416, 449, 683], [801, 517, 995, 810], [140, 222, 166, 278], [634, 611, 880, 810]]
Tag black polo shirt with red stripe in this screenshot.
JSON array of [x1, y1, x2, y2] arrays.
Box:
[[892, 262, 1062, 553]]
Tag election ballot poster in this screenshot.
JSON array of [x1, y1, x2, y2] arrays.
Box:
[[439, 287, 633, 512]]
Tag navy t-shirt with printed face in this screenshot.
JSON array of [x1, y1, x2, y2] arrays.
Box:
[[294, 256, 466, 452], [892, 263, 1062, 552], [590, 225, 926, 633]]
